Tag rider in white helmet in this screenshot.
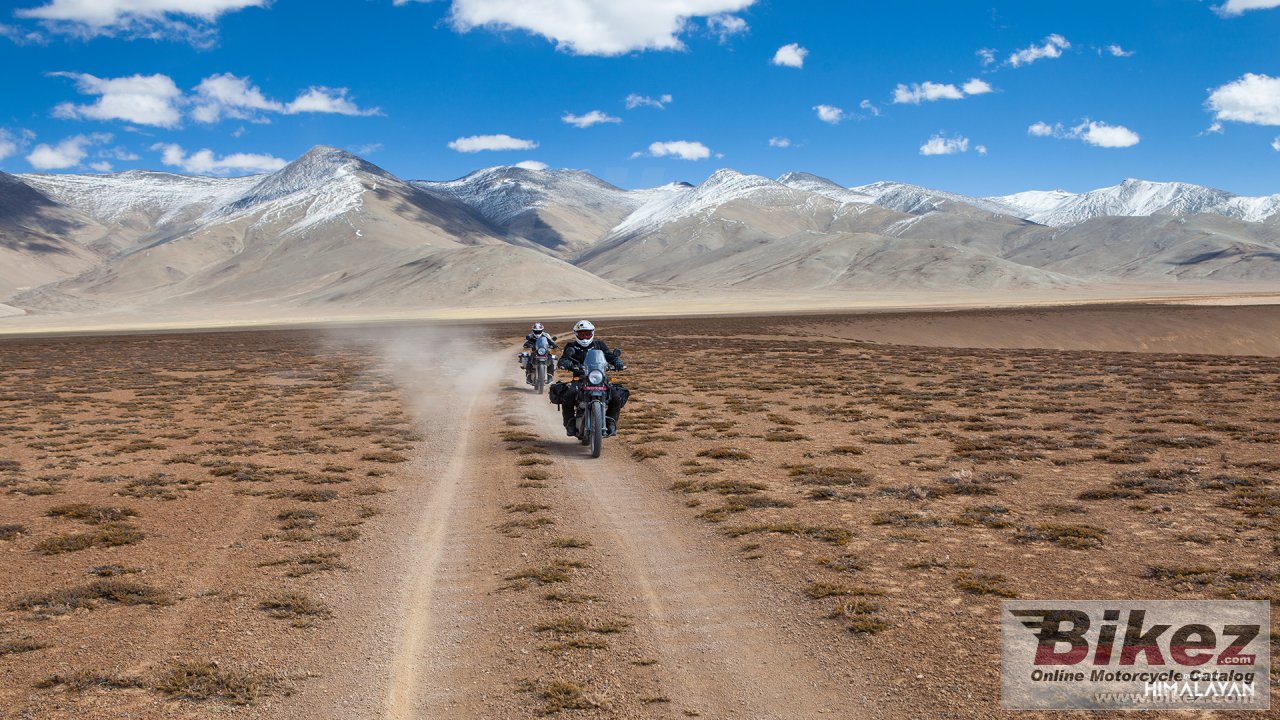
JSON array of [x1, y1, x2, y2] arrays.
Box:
[[555, 320, 626, 436]]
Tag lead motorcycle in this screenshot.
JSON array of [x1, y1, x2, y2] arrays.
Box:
[[518, 334, 557, 393], [572, 348, 622, 459]]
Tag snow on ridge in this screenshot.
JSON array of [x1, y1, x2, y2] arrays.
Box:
[[210, 146, 379, 235], [17, 171, 259, 226], [608, 169, 803, 238], [413, 165, 647, 227], [991, 178, 1280, 226]]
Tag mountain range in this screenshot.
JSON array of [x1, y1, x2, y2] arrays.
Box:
[[2, 145, 1279, 318]]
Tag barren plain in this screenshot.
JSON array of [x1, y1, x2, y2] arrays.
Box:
[[1, 303, 1277, 719]]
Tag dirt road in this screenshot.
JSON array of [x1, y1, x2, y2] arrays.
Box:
[[371, 340, 870, 718]]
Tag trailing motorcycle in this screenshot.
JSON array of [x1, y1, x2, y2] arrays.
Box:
[[518, 334, 557, 393]]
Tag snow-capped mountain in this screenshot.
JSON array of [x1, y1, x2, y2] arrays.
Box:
[[414, 165, 683, 254], [18, 170, 258, 232], [606, 169, 815, 241], [990, 179, 1280, 226]]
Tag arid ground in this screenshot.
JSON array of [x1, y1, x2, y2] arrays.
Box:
[[1, 304, 1277, 719]]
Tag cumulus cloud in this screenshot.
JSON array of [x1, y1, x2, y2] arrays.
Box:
[[51, 72, 184, 128], [0, 128, 35, 161], [152, 142, 287, 174], [976, 48, 996, 66], [919, 134, 971, 156], [813, 104, 845, 124], [26, 132, 110, 170], [15, 0, 266, 42], [284, 87, 379, 116], [771, 43, 808, 68], [1106, 44, 1135, 57], [192, 73, 280, 123], [1206, 73, 1280, 126], [634, 140, 711, 160], [626, 93, 672, 110], [768, 137, 791, 148], [448, 134, 539, 152], [859, 99, 881, 117], [893, 78, 991, 105], [562, 110, 621, 128], [1007, 34, 1070, 67], [1213, 0, 1280, 16], [444, 0, 756, 56], [707, 13, 747, 42], [515, 160, 549, 170], [1027, 120, 1140, 147]]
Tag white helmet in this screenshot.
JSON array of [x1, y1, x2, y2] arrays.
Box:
[[531, 322, 545, 335], [573, 319, 596, 347]]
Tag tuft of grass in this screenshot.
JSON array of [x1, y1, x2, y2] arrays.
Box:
[[696, 447, 753, 460], [37, 669, 145, 691], [549, 536, 591, 549], [260, 551, 347, 577], [507, 559, 586, 585], [47, 503, 138, 525], [35, 523, 145, 555], [361, 451, 408, 463], [956, 570, 1018, 598], [153, 660, 284, 706], [1014, 523, 1106, 549], [521, 679, 603, 714], [506, 502, 551, 514], [15, 580, 170, 616], [0, 524, 25, 541], [724, 523, 853, 546], [631, 447, 667, 460], [1, 639, 47, 656], [803, 582, 849, 599], [258, 593, 331, 626], [789, 466, 874, 487]]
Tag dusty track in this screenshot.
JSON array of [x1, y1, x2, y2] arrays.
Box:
[[525, 391, 864, 718], [373, 339, 865, 717]]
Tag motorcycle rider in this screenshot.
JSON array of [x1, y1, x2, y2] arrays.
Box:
[[521, 322, 557, 385], [554, 320, 626, 437]]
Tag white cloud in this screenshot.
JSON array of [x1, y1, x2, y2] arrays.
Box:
[[893, 79, 991, 105], [562, 110, 621, 128], [1214, 0, 1280, 16], [1027, 121, 1056, 137], [15, 0, 266, 41], [88, 161, 112, 172], [919, 134, 971, 156], [192, 74, 378, 123], [26, 133, 110, 170], [626, 93, 672, 110], [447, 134, 539, 152], [1007, 34, 1070, 67], [284, 87, 379, 116], [707, 13, 747, 42], [1206, 73, 1280, 126], [768, 137, 791, 148], [1272, 137, 1280, 151], [1027, 120, 1140, 148], [152, 142, 286, 175], [976, 145, 988, 155], [192, 73, 280, 123], [636, 140, 711, 160], [859, 99, 881, 117], [0, 129, 35, 160], [51, 72, 184, 128], [976, 48, 996, 66], [515, 160, 549, 170], [0, 22, 45, 44], [445, 0, 756, 56], [349, 143, 383, 155], [813, 104, 845, 124], [1106, 44, 1135, 57], [771, 43, 808, 68]]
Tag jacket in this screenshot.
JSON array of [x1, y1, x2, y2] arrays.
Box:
[[559, 339, 623, 377]]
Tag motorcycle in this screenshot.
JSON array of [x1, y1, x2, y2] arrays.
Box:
[[518, 334, 557, 393], [572, 348, 622, 459]]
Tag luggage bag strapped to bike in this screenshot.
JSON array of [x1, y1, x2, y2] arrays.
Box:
[[548, 381, 572, 407]]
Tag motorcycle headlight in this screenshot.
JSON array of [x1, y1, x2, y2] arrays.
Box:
[[587, 370, 604, 385]]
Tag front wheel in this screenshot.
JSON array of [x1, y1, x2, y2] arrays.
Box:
[[589, 400, 605, 458], [534, 363, 545, 393]]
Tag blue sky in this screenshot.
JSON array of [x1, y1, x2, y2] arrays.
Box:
[[1, 0, 1278, 196]]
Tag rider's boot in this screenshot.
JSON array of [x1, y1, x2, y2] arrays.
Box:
[[605, 411, 619, 437], [564, 419, 577, 437]]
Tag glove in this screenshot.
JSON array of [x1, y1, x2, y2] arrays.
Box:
[[615, 362, 626, 371]]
